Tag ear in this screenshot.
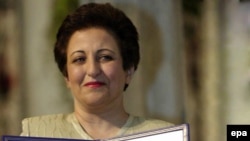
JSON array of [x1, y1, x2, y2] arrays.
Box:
[[64, 76, 71, 88], [125, 67, 135, 84]]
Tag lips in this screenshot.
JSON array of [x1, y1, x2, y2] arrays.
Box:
[[84, 81, 105, 88]]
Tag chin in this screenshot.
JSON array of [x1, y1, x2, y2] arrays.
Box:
[[83, 93, 109, 105]]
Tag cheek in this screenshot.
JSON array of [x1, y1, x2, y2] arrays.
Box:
[[67, 65, 85, 83], [104, 64, 126, 85]]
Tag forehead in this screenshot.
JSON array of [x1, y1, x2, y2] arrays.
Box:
[[67, 28, 120, 53]]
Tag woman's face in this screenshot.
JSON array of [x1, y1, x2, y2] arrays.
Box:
[[65, 28, 132, 109]]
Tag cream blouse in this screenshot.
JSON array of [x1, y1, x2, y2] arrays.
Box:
[[21, 113, 173, 140]]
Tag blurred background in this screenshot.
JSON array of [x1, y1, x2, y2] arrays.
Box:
[[0, 0, 250, 141]]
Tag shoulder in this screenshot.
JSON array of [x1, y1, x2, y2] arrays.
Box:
[[22, 113, 73, 125], [21, 113, 81, 138], [21, 113, 76, 137], [132, 116, 173, 128], [123, 115, 174, 135]]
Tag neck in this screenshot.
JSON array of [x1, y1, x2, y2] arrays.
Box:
[[74, 99, 129, 139], [74, 105, 128, 126]]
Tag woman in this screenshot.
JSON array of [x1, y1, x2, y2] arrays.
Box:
[[21, 3, 173, 140]]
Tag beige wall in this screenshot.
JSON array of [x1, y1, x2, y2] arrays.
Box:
[[224, 0, 250, 124], [185, 1, 250, 141], [21, 0, 73, 117]]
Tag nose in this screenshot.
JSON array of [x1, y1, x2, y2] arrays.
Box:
[[86, 57, 101, 78]]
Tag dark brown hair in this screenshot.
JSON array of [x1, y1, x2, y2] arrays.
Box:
[[54, 3, 140, 77]]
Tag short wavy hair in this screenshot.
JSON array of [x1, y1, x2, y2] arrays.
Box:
[[54, 3, 140, 77]]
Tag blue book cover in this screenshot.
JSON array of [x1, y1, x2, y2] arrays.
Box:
[[2, 136, 97, 141]]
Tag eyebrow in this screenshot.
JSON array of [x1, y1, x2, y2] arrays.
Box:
[[96, 49, 116, 55], [70, 49, 116, 56], [70, 50, 85, 57]]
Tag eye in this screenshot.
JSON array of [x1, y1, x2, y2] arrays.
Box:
[[98, 55, 114, 62], [72, 57, 86, 63]]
